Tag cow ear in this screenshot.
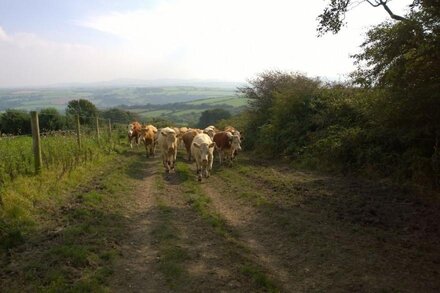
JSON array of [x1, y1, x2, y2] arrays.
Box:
[[193, 142, 200, 148], [209, 142, 216, 148], [161, 132, 167, 137]]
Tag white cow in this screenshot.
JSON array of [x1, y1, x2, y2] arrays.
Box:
[[191, 133, 215, 181], [203, 125, 218, 139], [157, 127, 178, 173]]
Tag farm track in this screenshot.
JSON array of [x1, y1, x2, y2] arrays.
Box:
[[1, 149, 440, 292], [109, 153, 278, 292]]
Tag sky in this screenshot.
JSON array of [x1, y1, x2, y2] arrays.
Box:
[[0, 0, 410, 87]]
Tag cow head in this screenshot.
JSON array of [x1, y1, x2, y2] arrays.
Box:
[[231, 134, 242, 158], [193, 142, 215, 166], [162, 131, 177, 153]]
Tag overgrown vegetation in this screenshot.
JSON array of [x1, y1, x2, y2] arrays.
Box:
[[0, 153, 136, 291], [229, 3, 439, 186]]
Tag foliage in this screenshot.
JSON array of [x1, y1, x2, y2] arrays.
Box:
[[66, 99, 98, 125], [0, 134, 111, 185], [235, 3, 439, 186], [101, 108, 140, 124], [317, 0, 418, 35], [197, 108, 231, 128], [0, 109, 31, 135], [39, 108, 66, 131], [237, 66, 438, 185], [351, 3, 440, 182]]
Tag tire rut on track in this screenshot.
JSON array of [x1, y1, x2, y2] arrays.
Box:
[[109, 158, 168, 292], [201, 175, 297, 292], [110, 156, 271, 292]]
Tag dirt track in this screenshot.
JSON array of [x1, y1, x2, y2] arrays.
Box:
[[2, 150, 439, 292], [108, 151, 440, 292]]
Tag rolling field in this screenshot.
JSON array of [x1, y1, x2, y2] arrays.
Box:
[[0, 86, 239, 111], [129, 96, 249, 124]]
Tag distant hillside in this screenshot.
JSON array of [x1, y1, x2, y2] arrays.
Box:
[[49, 78, 245, 89], [0, 86, 240, 111], [122, 96, 249, 126]]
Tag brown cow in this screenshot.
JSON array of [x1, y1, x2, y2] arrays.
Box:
[[182, 130, 199, 161], [140, 124, 158, 157], [128, 121, 142, 148], [213, 131, 242, 165], [224, 126, 243, 158]]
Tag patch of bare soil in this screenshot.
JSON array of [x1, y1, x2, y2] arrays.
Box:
[[201, 178, 299, 292], [157, 170, 267, 292], [109, 159, 168, 292], [201, 158, 440, 292], [110, 158, 271, 292]]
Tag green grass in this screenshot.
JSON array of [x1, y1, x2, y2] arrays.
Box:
[[216, 165, 270, 207], [175, 161, 279, 292], [152, 175, 188, 288], [0, 86, 237, 110], [176, 163, 229, 236], [0, 152, 138, 291], [185, 96, 249, 107], [241, 264, 279, 292], [0, 133, 118, 184]]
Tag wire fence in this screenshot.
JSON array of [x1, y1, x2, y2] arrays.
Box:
[[0, 111, 129, 186]]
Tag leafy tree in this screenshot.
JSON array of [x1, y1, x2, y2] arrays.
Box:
[[149, 117, 174, 129], [317, 0, 418, 35], [39, 108, 65, 131], [65, 99, 98, 125], [351, 4, 440, 180], [0, 109, 31, 135], [101, 108, 140, 124], [197, 108, 231, 128], [237, 71, 313, 149]]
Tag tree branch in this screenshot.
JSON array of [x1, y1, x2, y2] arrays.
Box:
[[379, 0, 408, 21]]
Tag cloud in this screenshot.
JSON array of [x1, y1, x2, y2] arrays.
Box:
[[0, 0, 410, 86], [78, 0, 374, 81], [0, 26, 10, 41], [0, 25, 154, 87]]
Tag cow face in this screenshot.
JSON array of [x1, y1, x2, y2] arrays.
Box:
[[231, 135, 242, 157], [166, 134, 177, 153], [193, 142, 215, 166]]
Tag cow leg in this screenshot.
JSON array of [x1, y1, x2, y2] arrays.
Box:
[[208, 154, 213, 177], [144, 142, 149, 157], [218, 150, 222, 165], [194, 161, 202, 181], [227, 152, 233, 166], [162, 154, 169, 173], [186, 146, 192, 161]]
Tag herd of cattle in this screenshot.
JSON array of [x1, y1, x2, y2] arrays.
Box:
[[127, 122, 243, 181]]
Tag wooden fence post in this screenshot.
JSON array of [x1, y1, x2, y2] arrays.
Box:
[[76, 114, 81, 149], [108, 119, 113, 149], [95, 116, 100, 142], [30, 111, 43, 174]]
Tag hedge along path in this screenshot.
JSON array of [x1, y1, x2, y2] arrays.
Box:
[[110, 153, 279, 292]]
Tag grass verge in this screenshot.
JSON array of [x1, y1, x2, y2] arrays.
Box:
[[0, 151, 137, 291]]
